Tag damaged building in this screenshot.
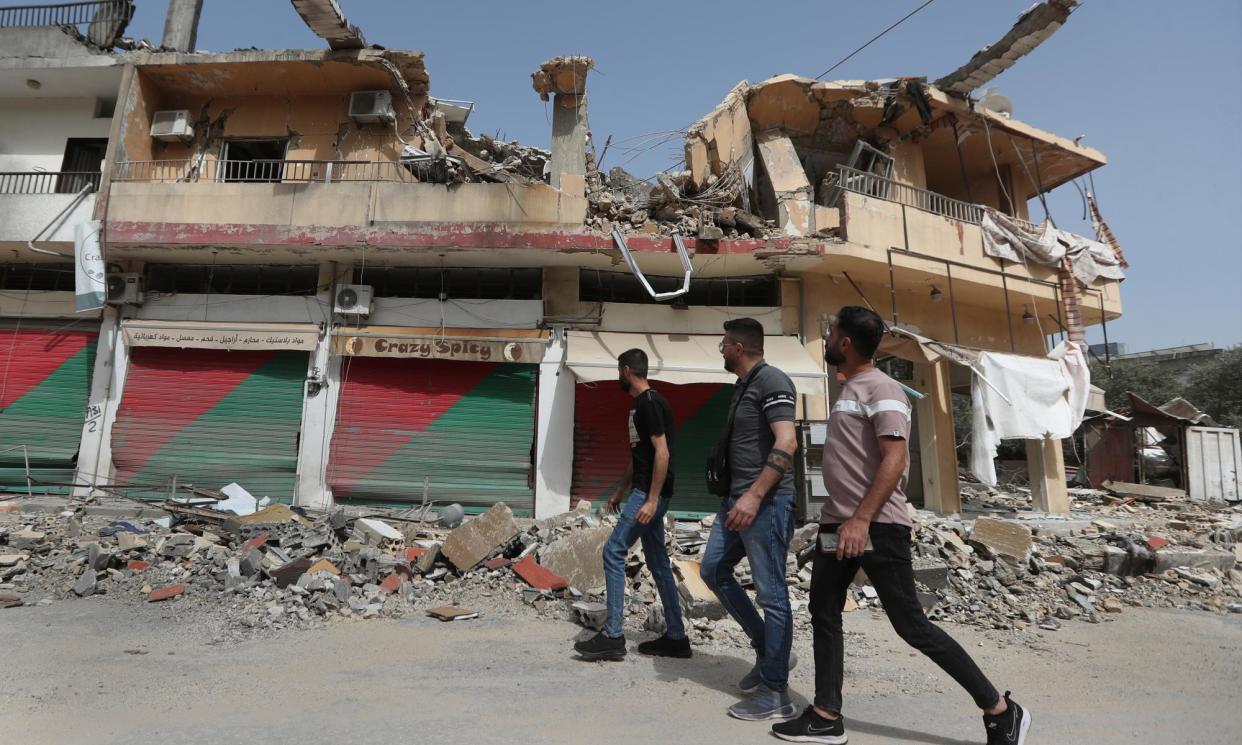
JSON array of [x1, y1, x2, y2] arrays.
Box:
[[2, 0, 1141, 519]]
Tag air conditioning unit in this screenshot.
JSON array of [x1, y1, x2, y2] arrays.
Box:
[[105, 273, 144, 305], [348, 91, 394, 124], [150, 110, 194, 142], [334, 284, 373, 316]]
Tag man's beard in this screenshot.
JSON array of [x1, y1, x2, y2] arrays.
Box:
[[723, 356, 735, 373], [824, 343, 845, 366], [618, 377, 632, 393]]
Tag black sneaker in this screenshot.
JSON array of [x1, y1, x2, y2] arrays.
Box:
[[637, 634, 692, 658], [574, 632, 626, 661], [771, 706, 847, 744], [983, 692, 1031, 745]]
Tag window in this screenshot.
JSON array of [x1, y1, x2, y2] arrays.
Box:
[[579, 271, 780, 306], [218, 139, 289, 183], [145, 264, 320, 296], [56, 138, 107, 193], [0, 264, 75, 291], [354, 267, 543, 300]]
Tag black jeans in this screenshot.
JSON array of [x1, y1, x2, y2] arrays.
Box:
[[810, 522, 1001, 714]]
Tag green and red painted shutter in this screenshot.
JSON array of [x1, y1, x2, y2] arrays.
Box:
[[111, 348, 307, 499], [328, 358, 537, 513], [572, 381, 734, 516], [0, 324, 97, 494]]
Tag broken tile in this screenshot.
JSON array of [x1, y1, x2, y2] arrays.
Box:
[[241, 533, 269, 552], [307, 559, 340, 576], [378, 573, 402, 594], [512, 555, 568, 591], [126, 560, 151, 572], [147, 584, 185, 602], [482, 557, 512, 571]]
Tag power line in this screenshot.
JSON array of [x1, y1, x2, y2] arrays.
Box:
[[816, 0, 940, 81]]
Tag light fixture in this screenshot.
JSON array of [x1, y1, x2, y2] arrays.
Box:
[[929, 285, 943, 303], [25, 79, 41, 90], [1022, 306, 1035, 325]]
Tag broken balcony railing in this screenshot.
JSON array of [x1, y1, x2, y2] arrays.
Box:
[[828, 164, 984, 224], [0, 1, 130, 31], [0, 171, 102, 195], [112, 159, 423, 184]]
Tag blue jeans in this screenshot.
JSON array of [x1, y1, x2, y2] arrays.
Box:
[[700, 491, 796, 691], [602, 489, 687, 640]]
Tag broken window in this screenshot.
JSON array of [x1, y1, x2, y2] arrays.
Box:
[[145, 264, 320, 295], [218, 139, 289, 183], [56, 138, 107, 193], [579, 271, 779, 306], [356, 268, 543, 300]]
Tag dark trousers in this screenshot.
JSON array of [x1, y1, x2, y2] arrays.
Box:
[[810, 522, 1001, 714]]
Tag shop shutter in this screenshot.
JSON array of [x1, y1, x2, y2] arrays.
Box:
[[329, 358, 537, 513], [112, 348, 307, 499], [0, 325, 97, 494], [572, 381, 735, 517]]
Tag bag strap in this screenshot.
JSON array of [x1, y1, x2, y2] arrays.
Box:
[[719, 362, 764, 446]]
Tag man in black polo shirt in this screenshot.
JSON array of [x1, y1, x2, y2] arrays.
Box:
[[574, 348, 690, 661]]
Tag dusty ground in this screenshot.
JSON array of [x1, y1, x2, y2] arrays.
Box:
[[1, 597, 1238, 745]]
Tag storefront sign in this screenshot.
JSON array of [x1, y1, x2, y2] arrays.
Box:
[[334, 334, 544, 363], [122, 322, 319, 351]]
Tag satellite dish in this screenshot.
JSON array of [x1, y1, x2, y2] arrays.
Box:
[[979, 86, 1013, 118]]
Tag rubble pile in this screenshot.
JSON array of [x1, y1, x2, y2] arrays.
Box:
[[2, 486, 1238, 644]]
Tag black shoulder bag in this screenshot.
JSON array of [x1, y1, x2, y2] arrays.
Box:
[[704, 367, 759, 497]]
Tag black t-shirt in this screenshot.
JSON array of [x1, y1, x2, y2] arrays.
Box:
[[629, 389, 676, 499]]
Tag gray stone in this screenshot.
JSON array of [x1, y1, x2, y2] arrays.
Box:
[[539, 526, 612, 592], [970, 517, 1032, 563], [239, 548, 263, 577], [911, 558, 951, 591], [72, 569, 96, 597], [442, 503, 519, 571], [10, 529, 46, 550], [1154, 548, 1236, 574], [570, 601, 608, 630]]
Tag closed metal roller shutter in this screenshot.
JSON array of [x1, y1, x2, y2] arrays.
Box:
[[328, 358, 537, 513], [0, 324, 97, 494], [112, 348, 307, 499], [572, 381, 734, 517]]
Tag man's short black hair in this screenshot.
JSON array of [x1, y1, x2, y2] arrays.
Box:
[[835, 306, 885, 359], [618, 348, 649, 378], [723, 317, 764, 353]]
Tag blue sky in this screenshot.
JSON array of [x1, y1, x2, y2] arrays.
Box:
[[125, 0, 1242, 351]]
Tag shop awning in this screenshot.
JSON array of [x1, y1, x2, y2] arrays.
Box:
[[566, 331, 827, 396], [332, 326, 548, 363], [121, 320, 321, 351]]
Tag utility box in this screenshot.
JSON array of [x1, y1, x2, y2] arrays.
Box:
[[1185, 427, 1241, 503]]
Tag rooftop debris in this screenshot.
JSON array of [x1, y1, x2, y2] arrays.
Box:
[[1, 483, 1238, 642], [935, 0, 1080, 96], [290, 0, 366, 50], [531, 56, 594, 101]]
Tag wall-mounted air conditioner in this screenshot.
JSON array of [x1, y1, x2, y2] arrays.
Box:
[[150, 110, 194, 142], [348, 91, 394, 124], [334, 284, 373, 316], [106, 273, 144, 305]]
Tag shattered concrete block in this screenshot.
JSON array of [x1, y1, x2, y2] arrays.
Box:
[[970, 517, 1032, 563], [0, 554, 27, 567], [673, 559, 726, 620], [117, 533, 146, 552], [10, 529, 46, 550], [416, 544, 441, 574], [1154, 548, 1236, 574], [356, 518, 404, 546], [442, 503, 519, 571], [271, 558, 315, 589], [513, 556, 569, 591], [538, 526, 611, 591], [911, 558, 951, 591], [239, 548, 263, 577], [570, 601, 608, 631]]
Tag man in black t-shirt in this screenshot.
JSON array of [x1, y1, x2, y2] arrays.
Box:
[[574, 348, 690, 661]]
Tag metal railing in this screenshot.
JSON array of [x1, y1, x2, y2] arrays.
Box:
[[0, 1, 130, 32], [830, 164, 984, 224], [0, 171, 101, 195], [113, 159, 421, 184]]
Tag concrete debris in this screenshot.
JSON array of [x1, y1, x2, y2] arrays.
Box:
[[426, 606, 479, 622], [531, 56, 594, 101], [1, 482, 1238, 645]]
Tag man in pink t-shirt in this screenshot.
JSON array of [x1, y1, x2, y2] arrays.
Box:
[[772, 307, 1031, 745]]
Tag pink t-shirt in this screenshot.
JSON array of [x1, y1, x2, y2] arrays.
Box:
[[820, 368, 913, 526]]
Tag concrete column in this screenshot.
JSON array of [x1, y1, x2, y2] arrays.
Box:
[[73, 307, 129, 497], [550, 93, 587, 193], [161, 0, 204, 52], [293, 263, 343, 510], [914, 359, 960, 514], [1027, 437, 1070, 514], [534, 327, 574, 518]]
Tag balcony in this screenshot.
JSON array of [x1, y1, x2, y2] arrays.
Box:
[[0, 1, 131, 34], [0, 171, 99, 246], [107, 159, 588, 237]]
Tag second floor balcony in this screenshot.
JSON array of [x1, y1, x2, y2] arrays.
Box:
[[0, 170, 99, 246]]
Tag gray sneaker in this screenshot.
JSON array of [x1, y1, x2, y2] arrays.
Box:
[[728, 683, 797, 721], [739, 650, 799, 693]]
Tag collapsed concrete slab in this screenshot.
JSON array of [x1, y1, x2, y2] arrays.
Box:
[[970, 517, 1033, 563], [539, 526, 611, 591], [441, 503, 519, 571]]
